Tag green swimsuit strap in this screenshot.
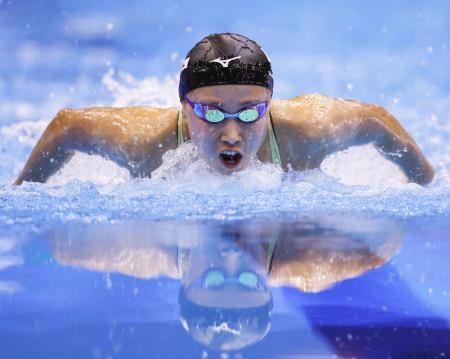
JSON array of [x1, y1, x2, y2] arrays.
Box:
[[178, 108, 185, 146], [177, 108, 282, 166], [267, 110, 282, 166]]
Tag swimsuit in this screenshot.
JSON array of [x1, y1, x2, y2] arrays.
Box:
[[177, 109, 282, 166]]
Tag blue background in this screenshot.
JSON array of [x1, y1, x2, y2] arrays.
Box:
[[2, 0, 450, 116]]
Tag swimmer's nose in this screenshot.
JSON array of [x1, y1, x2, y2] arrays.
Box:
[[221, 250, 242, 275], [220, 119, 243, 146]]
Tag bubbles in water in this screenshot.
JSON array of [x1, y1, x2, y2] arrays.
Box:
[[321, 143, 408, 187], [46, 152, 131, 186], [150, 142, 284, 194]]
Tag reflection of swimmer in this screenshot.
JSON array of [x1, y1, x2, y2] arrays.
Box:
[[14, 32, 433, 185], [48, 217, 403, 351], [51, 223, 275, 350], [177, 240, 273, 350], [269, 217, 404, 292]]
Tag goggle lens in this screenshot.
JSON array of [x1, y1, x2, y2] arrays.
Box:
[[238, 272, 259, 288], [238, 108, 259, 122], [202, 270, 260, 289], [203, 270, 225, 288], [205, 109, 225, 123]]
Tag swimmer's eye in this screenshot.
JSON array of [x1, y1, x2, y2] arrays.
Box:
[[238, 108, 259, 122], [203, 270, 225, 288], [201, 269, 263, 289], [203, 104, 261, 123], [237, 271, 259, 288], [205, 109, 225, 122], [184, 96, 267, 124]]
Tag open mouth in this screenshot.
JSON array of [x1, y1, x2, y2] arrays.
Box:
[[219, 149, 243, 169]]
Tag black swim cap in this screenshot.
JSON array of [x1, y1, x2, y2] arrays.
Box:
[[179, 32, 273, 100]]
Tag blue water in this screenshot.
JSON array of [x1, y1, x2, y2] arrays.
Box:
[[1, 0, 450, 357], [1, 216, 449, 357]]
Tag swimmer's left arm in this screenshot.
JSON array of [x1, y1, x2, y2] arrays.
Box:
[[356, 103, 435, 185], [273, 94, 434, 185]]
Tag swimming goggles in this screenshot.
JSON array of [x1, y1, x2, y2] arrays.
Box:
[[200, 269, 265, 290], [184, 95, 269, 123]]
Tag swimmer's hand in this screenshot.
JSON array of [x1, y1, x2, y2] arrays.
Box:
[[272, 94, 435, 185]]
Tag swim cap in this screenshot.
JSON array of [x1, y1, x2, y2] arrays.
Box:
[[179, 32, 273, 100]]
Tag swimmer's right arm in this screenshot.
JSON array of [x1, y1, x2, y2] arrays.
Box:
[[14, 107, 178, 185], [14, 109, 79, 185]]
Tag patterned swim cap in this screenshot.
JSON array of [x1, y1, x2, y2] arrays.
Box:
[[179, 32, 273, 100]]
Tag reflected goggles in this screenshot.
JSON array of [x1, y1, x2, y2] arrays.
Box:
[[201, 269, 265, 290], [184, 95, 269, 124]]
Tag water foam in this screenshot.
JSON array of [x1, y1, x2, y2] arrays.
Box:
[[149, 142, 284, 194]]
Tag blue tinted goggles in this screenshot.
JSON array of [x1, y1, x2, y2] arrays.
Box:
[[184, 95, 269, 124], [199, 269, 265, 291]]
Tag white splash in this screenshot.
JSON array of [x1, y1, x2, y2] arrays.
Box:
[[150, 142, 284, 193], [102, 68, 179, 108], [46, 152, 131, 186], [321, 143, 408, 186]]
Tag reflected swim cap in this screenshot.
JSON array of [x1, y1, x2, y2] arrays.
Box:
[[179, 32, 273, 100]]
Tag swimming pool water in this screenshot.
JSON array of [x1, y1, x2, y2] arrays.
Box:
[[1, 216, 449, 357]]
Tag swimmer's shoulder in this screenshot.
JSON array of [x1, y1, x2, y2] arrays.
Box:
[[112, 105, 179, 138], [270, 93, 365, 139], [55, 105, 179, 142]]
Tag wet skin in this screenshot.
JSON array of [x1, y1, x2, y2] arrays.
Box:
[[14, 85, 435, 185]]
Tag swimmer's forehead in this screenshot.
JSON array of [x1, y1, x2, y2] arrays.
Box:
[[200, 98, 266, 106]]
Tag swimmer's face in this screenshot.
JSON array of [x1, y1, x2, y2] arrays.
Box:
[[181, 85, 271, 174]]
